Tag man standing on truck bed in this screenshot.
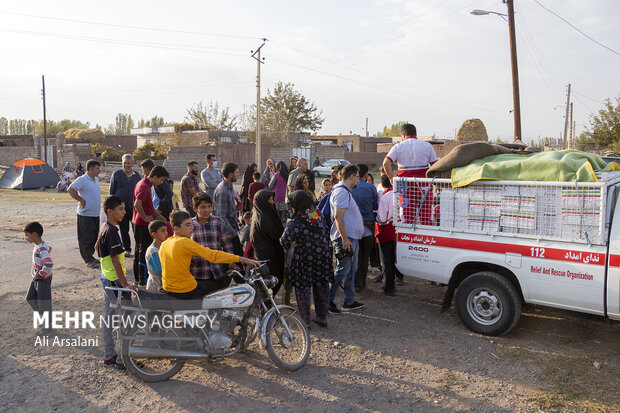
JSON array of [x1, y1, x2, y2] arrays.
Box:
[[382, 123, 438, 225]]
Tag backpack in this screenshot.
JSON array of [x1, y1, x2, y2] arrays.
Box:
[[318, 192, 332, 224], [318, 184, 352, 225]]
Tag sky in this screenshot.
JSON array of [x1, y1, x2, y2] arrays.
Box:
[[0, 0, 618, 144]]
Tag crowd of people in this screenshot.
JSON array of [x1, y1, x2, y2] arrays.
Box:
[[25, 123, 437, 368]]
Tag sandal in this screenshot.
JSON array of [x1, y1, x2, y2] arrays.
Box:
[[103, 356, 125, 368]]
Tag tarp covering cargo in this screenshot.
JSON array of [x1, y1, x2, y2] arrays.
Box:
[[0, 158, 60, 189], [450, 150, 615, 188]]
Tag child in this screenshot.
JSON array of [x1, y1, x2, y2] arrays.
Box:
[[24, 222, 53, 333], [240, 211, 252, 248], [168, 179, 180, 210], [145, 220, 168, 292], [280, 191, 332, 328], [318, 178, 333, 201], [190, 192, 238, 288], [248, 172, 265, 206], [96, 195, 138, 368], [159, 210, 260, 299]]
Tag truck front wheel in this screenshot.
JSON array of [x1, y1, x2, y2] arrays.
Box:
[[455, 271, 521, 336]]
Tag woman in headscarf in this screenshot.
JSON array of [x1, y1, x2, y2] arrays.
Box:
[[280, 190, 332, 328], [269, 161, 289, 226], [239, 163, 257, 213], [261, 158, 275, 186], [250, 189, 285, 296], [294, 173, 317, 208]]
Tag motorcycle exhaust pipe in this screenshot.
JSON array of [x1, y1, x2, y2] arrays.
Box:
[[129, 346, 208, 359]]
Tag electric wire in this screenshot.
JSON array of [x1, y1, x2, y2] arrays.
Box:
[[533, 0, 619, 56], [0, 28, 249, 57], [0, 10, 259, 40]]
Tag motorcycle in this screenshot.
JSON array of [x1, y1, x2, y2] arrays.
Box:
[[105, 263, 310, 382]]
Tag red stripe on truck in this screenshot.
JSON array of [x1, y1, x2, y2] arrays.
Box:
[[397, 233, 606, 266], [609, 254, 620, 267]]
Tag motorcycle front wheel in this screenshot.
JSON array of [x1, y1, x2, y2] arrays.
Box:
[[265, 310, 310, 371], [121, 325, 186, 382]]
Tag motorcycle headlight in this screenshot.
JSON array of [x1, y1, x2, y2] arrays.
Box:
[[263, 275, 278, 288]]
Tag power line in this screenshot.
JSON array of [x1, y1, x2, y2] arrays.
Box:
[[0, 10, 259, 40], [533, 0, 619, 56], [0, 28, 249, 57]]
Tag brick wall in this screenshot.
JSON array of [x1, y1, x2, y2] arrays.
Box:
[[312, 144, 345, 163], [57, 144, 95, 170], [103, 135, 138, 153], [344, 152, 388, 168], [0, 146, 39, 168]]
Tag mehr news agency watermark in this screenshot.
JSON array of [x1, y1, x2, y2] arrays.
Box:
[[33, 310, 217, 347]]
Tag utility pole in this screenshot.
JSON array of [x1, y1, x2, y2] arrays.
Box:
[[251, 39, 267, 166], [41, 75, 47, 163], [568, 102, 574, 149], [563, 83, 571, 149], [506, 0, 522, 143], [365, 118, 369, 137]]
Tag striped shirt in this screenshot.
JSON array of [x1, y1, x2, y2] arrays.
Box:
[[31, 242, 53, 279]]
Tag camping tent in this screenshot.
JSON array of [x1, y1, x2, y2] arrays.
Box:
[[0, 158, 60, 189]]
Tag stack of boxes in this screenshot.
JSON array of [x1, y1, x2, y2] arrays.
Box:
[[435, 183, 602, 242], [499, 186, 532, 234], [561, 188, 601, 241], [467, 185, 501, 232]]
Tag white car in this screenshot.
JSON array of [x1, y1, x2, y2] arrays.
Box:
[[312, 159, 350, 177]]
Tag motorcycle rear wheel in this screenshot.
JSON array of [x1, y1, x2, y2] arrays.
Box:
[[265, 310, 310, 371], [121, 326, 186, 382]]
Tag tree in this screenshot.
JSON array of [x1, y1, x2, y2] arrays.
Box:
[[255, 81, 324, 144], [0, 117, 8, 135], [133, 143, 167, 160], [376, 121, 406, 137], [577, 96, 620, 150], [137, 116, 165, 128], [113, 113, 133, 135], [185, 101, 237, 130]]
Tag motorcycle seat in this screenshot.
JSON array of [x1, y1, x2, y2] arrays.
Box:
[[136, 289, 204, 311]]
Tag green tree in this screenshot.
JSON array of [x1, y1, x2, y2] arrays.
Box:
[[113, 113, 133, 135], [132, 143, 167, 160], [577, 96, 620, 150], [137, 116, 165, 128], [0, 117, 8, 135], [254, 81, 324, 144], [34, 119, 90, 134], [376, 121, 406, 137], [185, 101, 237, 130]]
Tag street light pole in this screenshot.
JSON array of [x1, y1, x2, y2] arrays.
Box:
[[471, 0, 522, 143]]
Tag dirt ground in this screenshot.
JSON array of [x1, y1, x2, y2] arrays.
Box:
[[0, 188, 619, 413]]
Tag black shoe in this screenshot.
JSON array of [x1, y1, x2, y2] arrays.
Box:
[[328, 302, 341, 314], [382, 290, 395, 297], [86, 260, 100, 269], [342, 301, 365, 311]]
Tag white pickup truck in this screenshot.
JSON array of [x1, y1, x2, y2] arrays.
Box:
[[393, 176, 620, 336]]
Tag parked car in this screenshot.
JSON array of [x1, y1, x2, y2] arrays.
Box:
[[312, 159, 350, 177]]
